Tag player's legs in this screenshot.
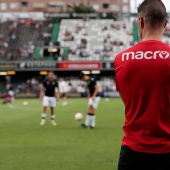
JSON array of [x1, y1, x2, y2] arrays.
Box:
[[50, 97, 57, 126], [82, 98, 96, 128], [63, 95, 68, 104], [40, 106, 47, 126], [88, 106, 96, 128], [43, 107, 48, 113], [62, 93, 68, 106], [50, 106, 55, 115], [40, 96, 49, 126], [8, 91, 14, 105], [83, 97, 100, 128]]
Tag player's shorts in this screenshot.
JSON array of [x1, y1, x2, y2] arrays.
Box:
[[43, 96, 56, 107], [8, 90, 14, 97], [88, 96, 101, 109], [118, 146, 170, 170], [8, 90, 15, 102]]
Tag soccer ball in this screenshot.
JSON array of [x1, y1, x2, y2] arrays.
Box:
[[23, 101, 28, 106], [74, 112, 83, 121], [105, 98, 109, 102]]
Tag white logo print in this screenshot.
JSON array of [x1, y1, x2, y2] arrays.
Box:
[[122, 51, 170, 61], [159, 51, 169, 59]]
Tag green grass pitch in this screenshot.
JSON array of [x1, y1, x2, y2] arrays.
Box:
[[0, 98, 124, 170]]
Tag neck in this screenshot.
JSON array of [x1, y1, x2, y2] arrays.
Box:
[[141, 29, 163, 41]]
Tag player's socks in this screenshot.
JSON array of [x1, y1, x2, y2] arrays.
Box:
[[41, 113, 46, 120], [84, 113, 92, 126], [91, 115, 96, 128], [51, 115, 57, 126], [40, 113, 46, 126], [51, 114, 55, 121]]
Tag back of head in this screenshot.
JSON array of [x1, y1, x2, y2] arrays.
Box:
[[138, 0, 167, 29], [79, 72, 85, 79]]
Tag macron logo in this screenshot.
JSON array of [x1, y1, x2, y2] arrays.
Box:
[[122, 51, 170, 61]]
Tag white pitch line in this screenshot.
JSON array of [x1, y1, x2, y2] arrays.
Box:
[[8, 105, 40, 111]]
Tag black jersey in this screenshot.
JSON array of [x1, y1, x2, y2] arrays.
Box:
[[43, 79, 58, 97], [8, 86, 13, 91], [87, 77, 97, 97]]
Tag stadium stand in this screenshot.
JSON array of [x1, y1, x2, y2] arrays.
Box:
[[0, 19, 54, 60], [1, 19, 170, 61], [58, 19, 133, 61]]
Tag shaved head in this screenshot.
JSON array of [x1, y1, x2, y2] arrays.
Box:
[[138, 0, 167, 29]]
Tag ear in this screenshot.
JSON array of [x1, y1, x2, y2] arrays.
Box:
[[164, 18, 168, 28], [140, 17, 144, 29], [138, 17, 144, 30]]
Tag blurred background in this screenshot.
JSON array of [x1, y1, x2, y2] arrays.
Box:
[[0, 0, 170, 99]]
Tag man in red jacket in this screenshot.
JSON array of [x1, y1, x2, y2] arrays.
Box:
[[114, 0, 170, 170]]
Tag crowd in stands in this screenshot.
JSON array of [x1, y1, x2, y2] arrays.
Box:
[[0, 19, 54, 60], [1, 18, 170, 61], [58, 19, 133, 61], [0, 34, 9, 59], [19, 41, 35, 60], [58, 19, 170, 61]]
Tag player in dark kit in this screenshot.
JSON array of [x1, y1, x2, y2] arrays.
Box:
[[114, 0, 170, 170], [39, 71, 60, 126], [79, 72, 100, 129]]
